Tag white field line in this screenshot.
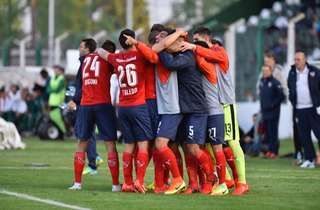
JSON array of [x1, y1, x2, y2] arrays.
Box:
[[0, 189, 91, 210], [0, 166, 71, 170]]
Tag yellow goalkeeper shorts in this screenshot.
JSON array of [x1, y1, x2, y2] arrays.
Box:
[[223, 104, 240, 141]]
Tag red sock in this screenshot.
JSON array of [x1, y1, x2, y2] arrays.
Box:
[[214, 150, 227, 184], [223, 147, 238, 183], [136, 150, 149, 184], [74, 152, 85, 183], [172, 147, 184, 178], [122, 152, 133, 185], [196, 150, 215, 183], [163, 167, 170, 184], [133, 147, 138, 177], [108, 151, 119, 185], [185, 153, 199, 189], [153, 149, 164, 188], [158, 147, 181, 178], [198, 166, 206, 186]]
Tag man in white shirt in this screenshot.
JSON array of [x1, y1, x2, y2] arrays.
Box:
[[287, 51, 320, 168]]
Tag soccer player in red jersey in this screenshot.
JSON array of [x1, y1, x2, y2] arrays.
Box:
[[69, 39, 120, 191], [98, 29, 154, 193], [124, 28, 188, 194]]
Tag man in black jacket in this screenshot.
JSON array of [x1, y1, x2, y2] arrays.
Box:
[[259, 65, 285, 158], [287, 51, 320, 168]]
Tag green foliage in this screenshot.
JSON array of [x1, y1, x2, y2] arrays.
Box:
[[0, 0, 26, 40], [34, 0, 148, 39]]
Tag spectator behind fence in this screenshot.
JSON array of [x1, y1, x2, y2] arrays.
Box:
[[240, 113, 266, 157], [287, 51, 320, 168], [259, 65, 285, 159], [0, 86, 12, 119]]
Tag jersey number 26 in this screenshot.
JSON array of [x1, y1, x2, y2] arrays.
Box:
[[117, 64, 137, 88]]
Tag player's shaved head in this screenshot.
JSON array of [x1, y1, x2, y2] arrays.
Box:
[[101, 40, 116, 53], [119, 29, 135, 50]]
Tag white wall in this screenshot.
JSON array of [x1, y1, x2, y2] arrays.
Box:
[[237, 102, 293, 139]]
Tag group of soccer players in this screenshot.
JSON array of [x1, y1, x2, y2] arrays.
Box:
[[68, 24, 249, 196]]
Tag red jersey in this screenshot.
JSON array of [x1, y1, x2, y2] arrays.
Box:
[[145, 62, 156, 99], [108, 50, 147, 106], [80, 53, 112, 105]]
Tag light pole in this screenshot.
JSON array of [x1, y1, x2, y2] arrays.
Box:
[[126, 0, 133, 29], [48, 0, 55, 66]]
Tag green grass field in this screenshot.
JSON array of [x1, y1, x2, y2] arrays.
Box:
[[0, 138, 319, 210]]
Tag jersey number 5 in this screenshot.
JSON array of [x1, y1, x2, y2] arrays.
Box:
[[117, 64, 137, 88], [83, 56, 100, 78]]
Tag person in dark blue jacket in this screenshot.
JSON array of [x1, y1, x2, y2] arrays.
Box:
[[259, 64, 284, 158], [287, 51, 320, 168]]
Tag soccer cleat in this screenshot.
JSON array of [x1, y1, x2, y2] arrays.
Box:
[[200, 183, 212, 195], [268, 152, 277, 159], [210, 183, 229, 196], [154, 185, 169, 194], [182, 186, 198, 194], [82, 166, 98, 175], [112, 184, 122, 192], [146, 182, 155, 191], [96, 156, 104, 167], [164, 178, 186, 195], [232, 183, 249, 196], [225, 179, 235, 189], [68, 183, 82, 190], [263, 152, 271, 158], [134, 180, 147, 194], [122, 183, 135, 192], [300, 160, 315, 169]]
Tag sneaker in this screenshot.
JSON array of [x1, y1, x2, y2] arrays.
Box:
[[295, 152, 303, 166], [225, 179, 235, 189], [300, 160, 315, 169], [122, 183, 135, 192], [232, 183, 249, 195], [210, 183, 229, 196], [96, 156, 104, 167], [164, 178, 186, 195], [134, 180, 147, 194], [82, 166, 98, 175], [182, 186, 198, 194], [112, 184, 122, 192], [68, 183, 81, 190]]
